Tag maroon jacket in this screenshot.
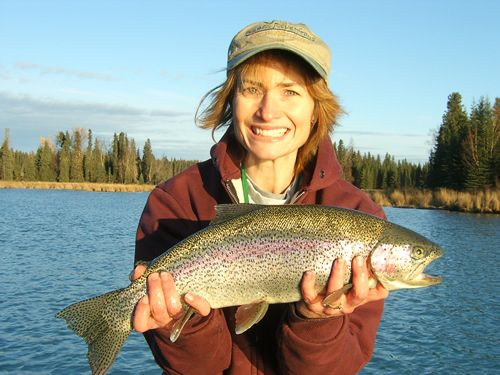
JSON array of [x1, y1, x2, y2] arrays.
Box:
[[135, 132, 386, 375]]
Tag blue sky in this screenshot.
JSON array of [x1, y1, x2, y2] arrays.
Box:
[[1, 0, 498, 164]]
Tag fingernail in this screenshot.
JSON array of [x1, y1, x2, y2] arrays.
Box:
[[356, 256, 364, 266], [185, 293, 194, 302], [337, 258, 345, 266], [160, 272, 169, 280], [149, 273, 159, 280]]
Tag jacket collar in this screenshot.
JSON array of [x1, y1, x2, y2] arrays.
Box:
[[210, 128, 343, 191], [306, 136, 343, 192], [210, 129, 241, 181]]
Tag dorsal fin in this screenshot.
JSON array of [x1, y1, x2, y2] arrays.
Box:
[[210, 204, 267, 226]]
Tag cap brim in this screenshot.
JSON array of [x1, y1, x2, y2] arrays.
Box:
[[227, 43, 328, 81]]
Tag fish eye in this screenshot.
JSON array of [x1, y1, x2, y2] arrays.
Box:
[[411, 246, 425, 259]]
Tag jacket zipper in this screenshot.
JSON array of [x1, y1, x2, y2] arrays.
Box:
[[290, 189, 307, 204], [223, 180, 239, 203]]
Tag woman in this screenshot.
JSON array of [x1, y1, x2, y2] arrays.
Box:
[[132, 20, 389, 374]]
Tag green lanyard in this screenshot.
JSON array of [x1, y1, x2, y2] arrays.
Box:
[[240, 164, 250, 204]]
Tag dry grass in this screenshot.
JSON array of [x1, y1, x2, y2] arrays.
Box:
[[0, 180, 154, 192], [3, 180, 499, 213], [388, 190, 406, 207], [370, 191, 391, 207], [368, 188, 500, 214]]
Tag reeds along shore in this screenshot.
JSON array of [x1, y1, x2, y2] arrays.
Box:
[[368, 188, 500, 214], [0, 180, 154, 192], [1, 181, 499, 214]]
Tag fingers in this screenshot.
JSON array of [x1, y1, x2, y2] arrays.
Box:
[[296, 271, 324, 318], [129, 263, 147, 282], [133, 272, 179, 332], [146, 273, 171, 327], [300, 271, 321, 304], [350, 256, 369, 306], [296, 264, 347, 319], [185, 292, 211, 316], [368, 281, 390, 301], [327, 258, 345, 294], [133, 296, 156, 332], [132, 271, 212, 333], [159, 272, 183, 319], [296, 256, 390, 320]]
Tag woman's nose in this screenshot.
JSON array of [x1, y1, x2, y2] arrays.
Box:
[[256, 93, 279, 122]]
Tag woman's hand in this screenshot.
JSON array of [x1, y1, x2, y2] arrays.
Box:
[[129, 264, 211, 332], [295, 256, 389, 319]]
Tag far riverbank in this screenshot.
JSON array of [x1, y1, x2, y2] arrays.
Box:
[[367, 188, 500, 214], [0, 180, 154, 192], [1, 181, 499, 214]]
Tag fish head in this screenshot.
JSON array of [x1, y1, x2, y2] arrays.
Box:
[[369, 224, 443, 291]]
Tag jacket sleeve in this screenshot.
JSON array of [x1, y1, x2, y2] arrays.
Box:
[[278, 300, 384, 375], [135, 186, 232, 374]]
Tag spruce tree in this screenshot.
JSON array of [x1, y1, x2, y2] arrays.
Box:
[[23, 152, 37, 181], [125, 138, 138, 184], [91, 138, 106, 183], [56, 131, 71, 182], [428, 92, 469, 189], [84, 129, 93, 182], [141, 138, 154, 184], [463, 97, 497, 190], [36, 138, 56, 181], [70, 129, 84, 182], [117, 132, 127, 183], [493, 98, 500, 187], [0, 129, 14, 180]]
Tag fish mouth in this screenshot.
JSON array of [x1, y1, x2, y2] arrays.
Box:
[[405, 258, 443, 287], [405, 271, 443, 287]]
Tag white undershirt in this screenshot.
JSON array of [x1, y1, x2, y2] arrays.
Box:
[[231, 175, 300, 205]]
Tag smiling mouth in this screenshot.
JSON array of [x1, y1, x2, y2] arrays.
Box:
[[251, 127, 289, 137]]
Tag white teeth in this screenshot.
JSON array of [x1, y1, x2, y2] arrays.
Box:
[[252, 127, 287, 137]]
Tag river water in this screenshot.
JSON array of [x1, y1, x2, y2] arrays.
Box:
[[0, 189, 498, 374]]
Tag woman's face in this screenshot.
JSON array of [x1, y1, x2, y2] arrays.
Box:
[[232, 56, 315, 166]]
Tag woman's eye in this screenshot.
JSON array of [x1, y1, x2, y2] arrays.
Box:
[[242, 87, 260, 95], [284, 89, 299, 96]]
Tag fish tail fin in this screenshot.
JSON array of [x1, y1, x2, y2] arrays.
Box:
[[56, 287, 134, 375]]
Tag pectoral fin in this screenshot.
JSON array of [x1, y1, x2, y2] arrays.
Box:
[[235, 301, 269, 334], [170, 307, 195, 342], [323, 284, 352, 307]]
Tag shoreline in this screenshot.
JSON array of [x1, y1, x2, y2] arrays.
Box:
[[1, 181, 499, 214], [0, 180, 154, 192], [367, 188, 500, 214]]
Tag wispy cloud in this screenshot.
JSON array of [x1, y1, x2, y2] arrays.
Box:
[[0, 92, 192, 118], [0, 91, 209, 158], [335, 129, 427, 138], [15, 61, 117, 82]]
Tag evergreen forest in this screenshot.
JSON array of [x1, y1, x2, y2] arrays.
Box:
[[0, 92, 498, 191]]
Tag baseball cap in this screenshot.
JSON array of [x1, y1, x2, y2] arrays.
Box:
[[227, 20, 330, 81]]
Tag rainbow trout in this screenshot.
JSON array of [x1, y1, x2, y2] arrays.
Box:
[[57, 204, 443, 374]]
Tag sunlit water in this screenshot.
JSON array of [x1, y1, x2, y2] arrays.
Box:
[[0, 189, 498, 374]]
